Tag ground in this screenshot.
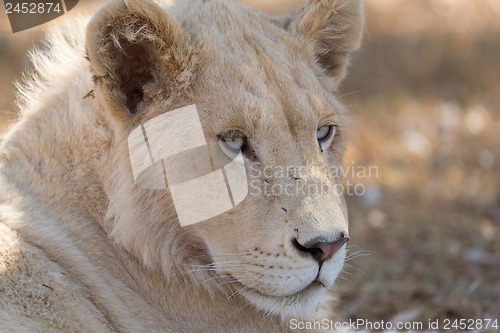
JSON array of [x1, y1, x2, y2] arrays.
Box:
[[1, 0, 499, 329], [338, 0, 500, 327]]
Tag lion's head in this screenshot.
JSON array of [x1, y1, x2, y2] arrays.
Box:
[[86, 0, 363, 320]]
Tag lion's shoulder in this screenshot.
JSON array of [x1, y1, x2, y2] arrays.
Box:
[[0, 222, 113, 332]]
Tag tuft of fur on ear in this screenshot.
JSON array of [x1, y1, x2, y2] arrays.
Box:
[[288, 0, 364, 88], [85, 0, 185, 116]]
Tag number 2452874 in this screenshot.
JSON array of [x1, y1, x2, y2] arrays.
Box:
[[5, 2, 62, 14]]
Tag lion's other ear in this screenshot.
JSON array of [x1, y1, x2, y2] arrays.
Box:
[[86, 0, 184, 116], [288, 0, 364, 89]]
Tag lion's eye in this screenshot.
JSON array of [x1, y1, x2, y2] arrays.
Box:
[[317, 125, 336, 152], [224, 137, 245, 151], [218, 135, 246, 157]]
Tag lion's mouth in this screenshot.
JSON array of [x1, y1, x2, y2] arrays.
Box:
[[228, 277, 328, 318], [254, 280, 322, 298], [218, 265, 336, 318], [229, 275, 324, 300]]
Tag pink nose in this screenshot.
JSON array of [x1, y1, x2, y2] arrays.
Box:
[[293, 235, 349, 262]]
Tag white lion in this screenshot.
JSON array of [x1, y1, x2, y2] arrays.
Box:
[[0, 0, 363, 331]]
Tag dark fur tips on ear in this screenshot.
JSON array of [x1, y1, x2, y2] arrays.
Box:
[[85, 0, 183, 116]]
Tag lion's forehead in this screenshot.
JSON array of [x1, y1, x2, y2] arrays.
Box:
[[167, 0, 342, 139], [194, 46, 339, 139]]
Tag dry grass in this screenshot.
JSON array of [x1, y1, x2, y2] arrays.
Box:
[[0, 0, 499, 328]]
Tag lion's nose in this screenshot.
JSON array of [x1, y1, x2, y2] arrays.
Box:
[[292, 234, 349, 262]]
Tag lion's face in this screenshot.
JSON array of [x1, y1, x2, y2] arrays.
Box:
[[187, 31, 350, 318], [86, 0, 363, 320]]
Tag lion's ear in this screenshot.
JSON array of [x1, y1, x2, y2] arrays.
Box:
[[86, 0, 184, 116], [287, 0, 364, 89]]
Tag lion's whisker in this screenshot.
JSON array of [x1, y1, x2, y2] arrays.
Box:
[[228, 282, 261, 300]]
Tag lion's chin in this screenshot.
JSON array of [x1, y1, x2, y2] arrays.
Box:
[[238, 280, 328, 321]]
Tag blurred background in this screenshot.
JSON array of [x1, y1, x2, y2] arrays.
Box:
[[1, 0, 499, 326]]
